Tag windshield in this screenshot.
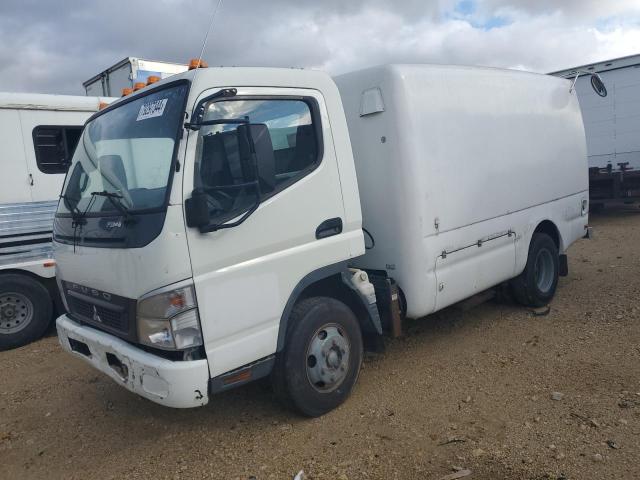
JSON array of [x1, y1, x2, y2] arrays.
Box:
[[58, 83, 188, 217]]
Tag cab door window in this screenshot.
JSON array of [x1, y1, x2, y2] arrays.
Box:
[[194, 98, 321, 223]]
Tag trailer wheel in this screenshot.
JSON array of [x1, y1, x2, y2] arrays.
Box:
[[272, 297, 363, 417], [0, 274, 53, 351], [510, 233, 559, 308]]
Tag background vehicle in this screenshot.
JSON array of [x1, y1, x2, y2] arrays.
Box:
[[54, 63, 594, 416], [84, 57, 188, 97], [0, 93, 114, 350], [552, 54, 640, 209]]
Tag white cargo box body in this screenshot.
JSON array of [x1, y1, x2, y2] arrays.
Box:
[[335, 65, 588, 318]]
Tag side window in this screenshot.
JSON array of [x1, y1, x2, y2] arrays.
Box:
[[33, 126, 84, 174], [194, 98, 320, 223]]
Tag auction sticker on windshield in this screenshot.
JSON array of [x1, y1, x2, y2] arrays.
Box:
[[137, 98, 168, 121]]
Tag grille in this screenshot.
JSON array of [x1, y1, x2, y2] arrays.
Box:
[[67, 295, 129, 333]]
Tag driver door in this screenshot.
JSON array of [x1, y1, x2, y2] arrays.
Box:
[[183, 87, 350, 378]]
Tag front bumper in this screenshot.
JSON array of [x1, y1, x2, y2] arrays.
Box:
[[56, 315, 210, 408]]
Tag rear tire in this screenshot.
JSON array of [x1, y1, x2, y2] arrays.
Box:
[[272, 297, 363, 417], [0, 274, 53, 351], [510, 233, 559, 308]]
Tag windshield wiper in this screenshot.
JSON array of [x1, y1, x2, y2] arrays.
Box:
[[61, 193, 99, 253], [90, 191, 136, 223]]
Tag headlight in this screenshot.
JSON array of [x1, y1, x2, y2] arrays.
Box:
[[137, 285, 203, 350]]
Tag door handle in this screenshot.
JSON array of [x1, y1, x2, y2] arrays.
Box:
[[316, 217, 343, 239]]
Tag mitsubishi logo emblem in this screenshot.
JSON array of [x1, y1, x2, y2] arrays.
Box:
[[92, 305, 102, 323]]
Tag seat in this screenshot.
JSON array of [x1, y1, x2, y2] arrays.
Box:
[[201, 133, 233, 188], [291, 124, 317, 172], [98, 155, 128, 191]]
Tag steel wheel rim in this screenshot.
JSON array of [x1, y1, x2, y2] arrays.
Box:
[[306, 323, 351, 393], [0, 292, 34, 334], [534, 248, 555, 293]]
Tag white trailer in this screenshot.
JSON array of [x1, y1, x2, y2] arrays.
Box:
[[551, 54, 640, 206], [83, 57, 188, 97], [54, 63, 598, 416], [0, 93, 114, 350]]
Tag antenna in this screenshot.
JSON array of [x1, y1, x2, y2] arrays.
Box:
[[192, 0, 224, 81]]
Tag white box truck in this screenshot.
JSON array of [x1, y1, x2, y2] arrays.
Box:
[[0, 93, 114, 350], [552, 54, 640, 207], [54, 63, 596, 416], [83, 57, 188, 97]]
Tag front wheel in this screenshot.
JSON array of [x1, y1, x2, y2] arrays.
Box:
[[0, 274, 53, 350], [510, 232, 559, 308], [272, 297, 363, 417]]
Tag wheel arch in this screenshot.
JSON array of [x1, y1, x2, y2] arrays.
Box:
[[277, 262, 383, 353], [533, 219, 562, 252]]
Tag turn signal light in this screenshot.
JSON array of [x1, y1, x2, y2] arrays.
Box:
[[133, 82, 146, 91], [146, 75, 161, 85], [188, 58, 208, 70], [121, 87, 133, 97]]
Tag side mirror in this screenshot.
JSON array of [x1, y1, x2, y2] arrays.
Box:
[[238, 123, 276, 194], [569, 70, 607, 98], [185, 189, 210, 228], [590, 73, 607, 97]]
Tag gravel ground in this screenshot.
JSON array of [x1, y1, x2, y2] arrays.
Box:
[[1, 210, 639, 480]]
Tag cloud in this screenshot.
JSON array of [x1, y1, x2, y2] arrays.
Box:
[[0, 0, 639, 95]]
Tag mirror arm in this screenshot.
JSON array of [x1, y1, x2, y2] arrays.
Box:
[[184, 88, 238, 130], [199, 196, 260, 233], [569, 71, 581, 94]]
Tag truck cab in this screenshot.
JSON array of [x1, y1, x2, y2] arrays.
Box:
[[54, 67, 378, 415]]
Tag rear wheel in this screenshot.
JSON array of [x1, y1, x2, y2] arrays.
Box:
[[510, 233, 559, 308], [272, 297, 363, 417], [0, 274, 53, 351]]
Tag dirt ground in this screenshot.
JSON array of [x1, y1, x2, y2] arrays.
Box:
[[1, 210, 639, 480]]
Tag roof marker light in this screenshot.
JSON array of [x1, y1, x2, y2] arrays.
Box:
[[188, 58, 208, 70], [146, 75, 161, 85], [121, 87, 133, 97], [133, 82, 146, 91]]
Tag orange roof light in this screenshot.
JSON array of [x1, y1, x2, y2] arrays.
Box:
[[146, 75, 161, 85], [133, 82, 146, 91], [188, 58, 208, 70], [98, 101, 109, 110], [121, 87, 133, 97]]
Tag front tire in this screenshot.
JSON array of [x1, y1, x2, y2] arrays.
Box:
[[0, 274, 53, 351], [510, 232, 559, 307], [272, 297, 363, 417]]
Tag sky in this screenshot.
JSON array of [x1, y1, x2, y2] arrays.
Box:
[[1, 0, 639, 95]]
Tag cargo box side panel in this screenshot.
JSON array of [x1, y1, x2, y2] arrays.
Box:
[[400, 65, 587, 235]]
